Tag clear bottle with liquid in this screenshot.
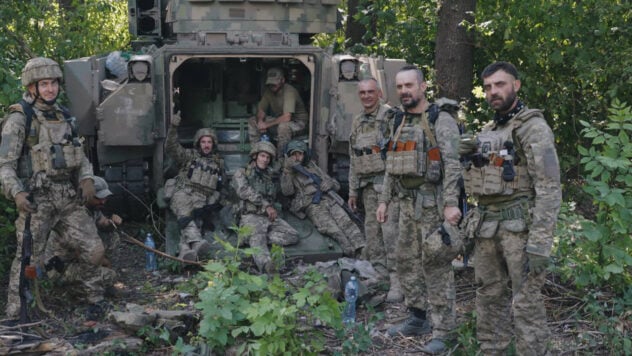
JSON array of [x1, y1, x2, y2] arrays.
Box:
[[144, 233, 157, 271], [343, 276, 358, 326]]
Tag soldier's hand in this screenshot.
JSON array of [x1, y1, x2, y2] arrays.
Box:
[[284, 156, 298, 170], [15, 192, 36, 213], [171, 111, 182, 127], [111, 214, 123, 226], [376, 202, 388, 223], [527, 253, 549, 275], [265, 205, 277, 222], [320, 179, 334, 192], [443, 206, 462, 225], [79, 178, 96, 203], [459, 133, 478, 156], [348, 196, 357, 212]]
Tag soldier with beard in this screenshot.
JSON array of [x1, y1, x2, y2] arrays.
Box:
[[459, 61, 561, 355], [376, 65, 462, 353], [164, 112, 225, 261], [0, 57, 111, 319]]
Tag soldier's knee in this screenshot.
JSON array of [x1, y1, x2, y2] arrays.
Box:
[[86, 243, 105, 265]]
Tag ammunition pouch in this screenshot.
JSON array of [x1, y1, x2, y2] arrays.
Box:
[[187, 163, 220, 191], [351, 151, 385, 176], [464, 164, 531, 196], [386, 150, 421, 176], [425, 146, 442, 184], [30, 141, 84, 177]]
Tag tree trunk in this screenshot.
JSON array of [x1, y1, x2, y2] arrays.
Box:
[[434, 0, 476, 103], [346, 0, 364, 46]]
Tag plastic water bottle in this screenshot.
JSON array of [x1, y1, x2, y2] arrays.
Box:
[[144, 233, 157, 271], [343, 276, 358, 326]]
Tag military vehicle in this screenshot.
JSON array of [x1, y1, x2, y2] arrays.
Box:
[[63, 0, 405, 260]]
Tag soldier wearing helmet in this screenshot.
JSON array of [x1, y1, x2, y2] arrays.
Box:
[[280, 140, 364, 257], [231, 139, 298, 273], [163, 112, 225, 261], [248, 67, 309, 160], [1, 57, 113, 320]]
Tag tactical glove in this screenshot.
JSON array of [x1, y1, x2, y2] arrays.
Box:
[[80, 178, 96, 203], [458, 133, 478, 157], [171, 111, 182, 127], [15, 192, 36, 213], [527, 253, 549, 275]]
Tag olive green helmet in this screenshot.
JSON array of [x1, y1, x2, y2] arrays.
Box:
[[250, 141, 277, 159], [193, 128, 218, 148], [21, 57, 63, 87], [286, 140, 307, 155]]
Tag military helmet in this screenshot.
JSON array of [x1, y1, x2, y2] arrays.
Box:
[[286, 140, 307, 155], [250, 141, 277, 159], [21, 57, 63, 87], [193, 128, 217, 148]]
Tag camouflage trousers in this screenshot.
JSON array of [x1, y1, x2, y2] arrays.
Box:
[[6, 183, 107, 318], [170, 188, 220, 246], [306, 196, 365, 257], [248, 116, 306, 158], [239, 213, 298, 271], [360, 185, 399, 276], [395, 192, 455, 339], [474, 224, 549, 355]]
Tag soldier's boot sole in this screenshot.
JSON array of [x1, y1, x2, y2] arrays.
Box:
[[192, 240, 212, 259], [387, 317, 431, 337], [419, 338, 447, 354]]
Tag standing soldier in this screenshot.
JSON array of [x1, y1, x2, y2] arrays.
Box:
[[281, 140, 364, 257], [248, 67, 309, 159], [376, 65, 462, 354], [347, 77, 402, 301], [459, 61, 561, 355], [164, 112, 224, 262], [232, 140, 299, 273], [0, 57, 110, 318]]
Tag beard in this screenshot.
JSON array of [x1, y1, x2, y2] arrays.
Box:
[[401, 94, 419, 109], [490, 90, 517, 114]]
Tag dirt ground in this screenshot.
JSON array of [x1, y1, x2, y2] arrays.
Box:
[[0, 224, 613, 355]]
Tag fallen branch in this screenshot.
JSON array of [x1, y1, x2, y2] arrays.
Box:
[[119, 230, 203, 267]]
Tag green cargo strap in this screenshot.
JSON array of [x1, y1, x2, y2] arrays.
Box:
[[480, 197, 530, 223]]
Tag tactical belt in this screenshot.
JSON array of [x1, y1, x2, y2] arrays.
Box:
[[181, 179, 215, 195], [479, 197, 530, 222]]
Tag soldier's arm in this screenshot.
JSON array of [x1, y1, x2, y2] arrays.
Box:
[[0, 111, 28, 200], [232, 168, 271, 208], [348, 115, 361, 198], [520, 118, 562, 257], [435, 111, 461, 208]]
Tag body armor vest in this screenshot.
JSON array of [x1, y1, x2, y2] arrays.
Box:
[[463, 114, 535, 197], [385, 112, 429, 188], [182, 156, 222, 192], [27, 109, 84, 179], [351, 106, 390, 176], [242, 166, 277, 214]]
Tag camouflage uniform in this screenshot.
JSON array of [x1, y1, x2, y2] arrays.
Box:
[[232, 155, 298, 272], [280, 156, 365, 257], [165, 125, 224, 260], [379, 102, 461, 340], [348, 103, 399, 275], [0, 58, 108, 317], [248, 78, 308, 157], [463, 105, 561, 355]]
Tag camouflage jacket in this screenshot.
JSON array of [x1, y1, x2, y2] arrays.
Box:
[[348, 102, 391, 197], [232, 162, 278, 215], [379, 103, 461, 209], [0, 95, 93, 200], [280, 160, 340, 213]]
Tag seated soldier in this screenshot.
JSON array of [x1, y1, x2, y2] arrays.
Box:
[[280, 140, 365, 257], [231, 140, 299, 273], [164, 112, 225, 261]]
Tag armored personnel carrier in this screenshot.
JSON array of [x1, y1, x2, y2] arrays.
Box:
[[63, 0, 405, 260]]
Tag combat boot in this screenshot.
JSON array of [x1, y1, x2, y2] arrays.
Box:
[[387, 314, 431, 337], [386, 272, 403, 303], [420, 338, 447, 354], [178, 243, 197, 262], [191, 240, 212, 259]]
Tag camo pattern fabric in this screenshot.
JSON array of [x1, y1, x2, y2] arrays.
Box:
[[248, 83, 308, 157], [360, 185, 399, 276], [472, 106, 561, 355], [379, 103, 462, 340], [1, 97, 97, 318], [166, 125, 223, 245]]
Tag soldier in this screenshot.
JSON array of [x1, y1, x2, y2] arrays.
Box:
[[232, 140, 299, 273], [248, 67, 309, 159], [281, 139, 365, 257], [376, 65, 462, 353], [459, 61, 561, 355], [0, 57, 110, 318], [164, 112, 224, 261], [347, 78, 402, 301]]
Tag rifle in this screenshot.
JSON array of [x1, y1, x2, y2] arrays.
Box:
[[291, 164, 364, 228], [19, 202, 34, 324]]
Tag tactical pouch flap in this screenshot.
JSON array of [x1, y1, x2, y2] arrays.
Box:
[[477, 220, 499, 239], [352, 153, 385, 176], [386, 150, 418, 175]]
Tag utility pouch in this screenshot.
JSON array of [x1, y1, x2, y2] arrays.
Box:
[[477, 220, 499, 239], [352, 152, 385, 175], [425, 146, 442, 183], [386, 150, 419, 175]]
